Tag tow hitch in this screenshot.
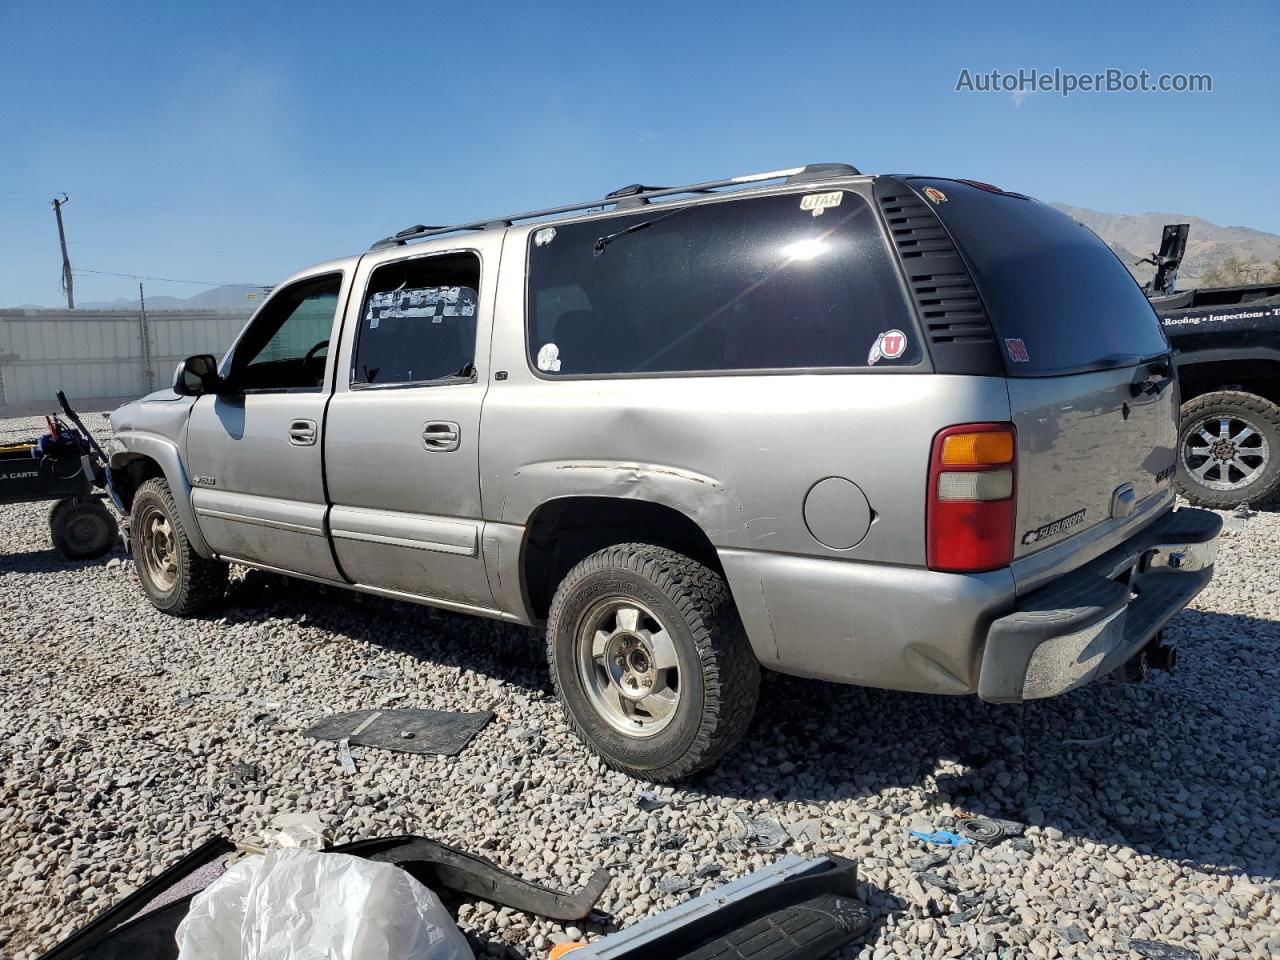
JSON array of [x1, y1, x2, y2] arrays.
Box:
[[1116, 631, 1177, 685]]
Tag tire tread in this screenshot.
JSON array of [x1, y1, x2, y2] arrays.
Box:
[[547, 543, 759, 781], [131, 478, 227, 615], [1177, 390, 1280, 509]]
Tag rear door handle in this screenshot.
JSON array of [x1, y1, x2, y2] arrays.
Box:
[[422, 421, 461, 452], [288, 419, 317, 446]]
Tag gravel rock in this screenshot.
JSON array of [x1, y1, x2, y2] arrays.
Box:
[[0, 410, 1276, 958]]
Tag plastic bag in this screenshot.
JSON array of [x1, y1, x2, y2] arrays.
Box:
[[175, 847, 474, 960]]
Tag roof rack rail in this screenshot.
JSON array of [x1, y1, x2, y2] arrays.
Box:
[[370, 163, 862, 249]]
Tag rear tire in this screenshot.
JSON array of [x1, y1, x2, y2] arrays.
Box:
[[49, 498, 118, 560], [130, 477, 227, 615], [1176, 391, 1280, 509], [547, 543, 760, 782]]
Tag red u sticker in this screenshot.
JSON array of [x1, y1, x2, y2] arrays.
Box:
[[1005, 338, 1030, 363], [868, 329, 908, 365]]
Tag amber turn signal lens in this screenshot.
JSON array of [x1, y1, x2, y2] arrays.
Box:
[[939, 431, 1014, 466]]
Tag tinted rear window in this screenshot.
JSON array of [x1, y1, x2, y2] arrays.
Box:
[[526, 191, 918, 376], [915, 179, 1168, 376]]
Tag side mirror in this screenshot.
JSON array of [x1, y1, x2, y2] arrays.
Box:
[[172, 354, 221, 396]]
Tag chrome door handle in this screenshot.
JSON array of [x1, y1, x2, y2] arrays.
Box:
[[288, 419, 317, 446], [422, 421, 461, 452]]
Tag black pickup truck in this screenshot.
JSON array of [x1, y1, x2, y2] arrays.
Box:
[[1144, 224, 1280, 508]]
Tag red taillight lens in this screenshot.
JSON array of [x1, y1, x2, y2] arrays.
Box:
[[927, 423, 1017, 573]]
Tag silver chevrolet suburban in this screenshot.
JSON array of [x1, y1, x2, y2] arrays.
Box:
[[108, 164, 1222, 781]]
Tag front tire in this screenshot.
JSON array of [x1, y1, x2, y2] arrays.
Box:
[[1176, 391, 1280, 509], [130, 478, 228, 615], [547, 543, 760, 782]]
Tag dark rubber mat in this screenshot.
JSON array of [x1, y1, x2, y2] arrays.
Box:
[[305, 708, 494, 756]]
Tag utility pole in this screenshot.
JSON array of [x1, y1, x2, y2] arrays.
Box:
[[51, 194, 74, 309], [138, 282, 154, 391]]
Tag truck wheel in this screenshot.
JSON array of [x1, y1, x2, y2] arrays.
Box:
[[130, 477, 227, 615], [546, 543, 760, 782], [1176, 391, 1280, 509], [49, 498, 118, 561]]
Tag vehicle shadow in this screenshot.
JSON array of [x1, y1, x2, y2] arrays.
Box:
[[0, 546, 125, 574], [694, 607, 1279, 881], [206, 572, 1278, 880], [213, 570, 553, 697]]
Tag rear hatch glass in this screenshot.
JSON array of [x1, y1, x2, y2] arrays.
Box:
[[907, 179, 1176, 565], [909, 178, 1169, 376]]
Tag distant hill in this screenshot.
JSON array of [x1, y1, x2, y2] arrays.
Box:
[[75, 284, 264, 310], [1051, 204, 1280, 286], [8, 205, 1280, 308]]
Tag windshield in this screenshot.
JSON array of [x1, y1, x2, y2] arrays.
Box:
[[912, 178, 1169, 376]]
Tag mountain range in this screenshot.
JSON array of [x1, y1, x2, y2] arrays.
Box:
[[1050, 205, 1280, 286], [11, 204, 1280, 308]]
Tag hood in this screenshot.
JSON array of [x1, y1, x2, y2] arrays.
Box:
[[109, 390, 196, 435]]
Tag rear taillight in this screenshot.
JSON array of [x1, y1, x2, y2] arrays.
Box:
[[927, 423, 1017, 573]]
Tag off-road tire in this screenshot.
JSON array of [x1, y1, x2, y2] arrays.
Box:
[[1176, 391, 1280, 509], [547, 543, 760, 782], [49, 497, 118, 560], [130, 477, 228, 615]]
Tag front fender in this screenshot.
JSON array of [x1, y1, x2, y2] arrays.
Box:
[[110, 431, 212, 558]]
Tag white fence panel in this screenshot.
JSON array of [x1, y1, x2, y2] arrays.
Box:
[[0, 309, 252, 409]]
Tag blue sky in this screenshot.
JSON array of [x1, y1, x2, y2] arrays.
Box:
[[1, 0, 1275, 306]]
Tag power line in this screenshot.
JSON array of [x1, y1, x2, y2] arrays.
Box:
[[72, 268, 268, 288]]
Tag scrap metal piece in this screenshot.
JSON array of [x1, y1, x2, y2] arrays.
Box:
[[732, 813, 788, 851], [636, 790, 670, 812], [337, 738, 357, 774], [1129, 940, 1200, 960], [305, 708, 493, 757]]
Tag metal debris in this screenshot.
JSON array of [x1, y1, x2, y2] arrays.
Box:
[[357, 665, 401, 682], [730, 814, 788, 851], [659, 832, 687, 851], [917, 871, 960, 894], [337, 737, 357, 775], [226, 762, 260, 788], [1130, 939, 1200, 960], [636, 791, 669, 812], [657, 875, 691, 896]]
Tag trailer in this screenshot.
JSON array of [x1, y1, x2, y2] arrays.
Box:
[[0, 392, 119, 559]]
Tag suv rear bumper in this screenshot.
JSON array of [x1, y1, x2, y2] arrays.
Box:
[[977, 507, 1221, 703], [718, 506, 1220, 698]]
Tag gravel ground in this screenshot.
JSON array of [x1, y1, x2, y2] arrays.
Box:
[[1, 410, 1277, 959]]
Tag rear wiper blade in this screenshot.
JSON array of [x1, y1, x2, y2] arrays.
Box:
[[594, 205, 692, 256]]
